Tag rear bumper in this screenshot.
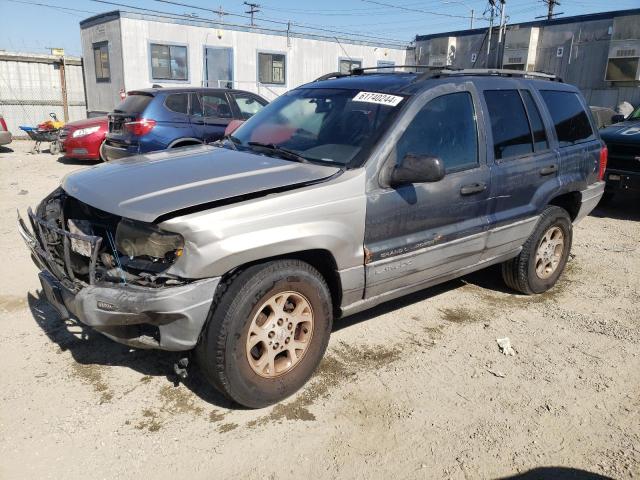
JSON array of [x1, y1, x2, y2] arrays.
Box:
[[0, 130, 12, 145], [605, 169, 640, 194], [38, 270, 219, 351], [18, 210, 219, 351], [103, 142, 136, 161], [574, 181, 605, 224]]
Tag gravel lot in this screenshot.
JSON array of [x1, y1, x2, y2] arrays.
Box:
[[1, 140, 639, 479]]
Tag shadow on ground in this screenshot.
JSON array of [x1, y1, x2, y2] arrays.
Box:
[[27, 262, 517, 408], [27, 292, 234, 408], [590, 191, 640, 222], [0, 146, 14, 154], [497, 467, 614, 479], [56, 156, 101, 166]]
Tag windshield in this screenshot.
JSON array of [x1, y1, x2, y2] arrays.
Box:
[[230, 88, 405, 167]]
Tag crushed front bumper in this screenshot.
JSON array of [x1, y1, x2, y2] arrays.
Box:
[[18, 210, 219, 351]]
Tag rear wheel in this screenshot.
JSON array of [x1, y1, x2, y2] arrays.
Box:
[[502, 206, 572, 294], [196, 260, 333, 408]]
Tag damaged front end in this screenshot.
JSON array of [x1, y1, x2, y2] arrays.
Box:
[[18, 188, 219, 351]]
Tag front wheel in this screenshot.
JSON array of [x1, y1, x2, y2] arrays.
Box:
[[502, 206, 573, 295], [196, 260, 333, 408]]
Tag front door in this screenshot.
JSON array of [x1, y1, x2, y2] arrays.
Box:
[[204, 47, 233, 88], [364, 84, 491, 299], [191, 92, 234, 143]]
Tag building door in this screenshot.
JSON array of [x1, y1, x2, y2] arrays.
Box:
[[204, 47, 233, 88]]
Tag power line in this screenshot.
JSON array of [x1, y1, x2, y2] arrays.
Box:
[[85, 0, 410, 45], [360, 0, 489, 22], [542, 0, 561, 19]]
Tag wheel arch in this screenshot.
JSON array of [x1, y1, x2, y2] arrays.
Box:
[[548, 191, 581, 222], [218, 249, 343, 317], [168, 138, 203, 148]]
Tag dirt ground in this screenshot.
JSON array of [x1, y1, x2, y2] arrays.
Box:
[[0, 140, 638, 480]]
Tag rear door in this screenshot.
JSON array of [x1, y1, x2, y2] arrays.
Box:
[[483, 87, 556, 231], [161, 92, 193, 144], [197, 91, 234, 143], [538, 89, 600, 186], [364, 83, 491, 298]]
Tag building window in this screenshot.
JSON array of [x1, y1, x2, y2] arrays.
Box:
[[258, 52, 286, 85], [339, 59, 362, 74], [93, 41, 110, 83], [605, 57, 639, 82], [150, 43, 188, 81]]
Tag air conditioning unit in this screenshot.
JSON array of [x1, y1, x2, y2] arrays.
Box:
[[426, 37, 456, 67], [605, 15, 640, 82], [502, 27, 539, 71]]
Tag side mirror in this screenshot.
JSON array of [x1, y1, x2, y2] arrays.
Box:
[[390, 154, 446, 186], [611, 114, 625, 124]]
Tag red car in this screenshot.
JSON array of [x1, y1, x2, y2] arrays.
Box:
[[60, 116, 108, 161]]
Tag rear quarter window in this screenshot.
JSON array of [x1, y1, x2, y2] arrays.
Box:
[[540, 90, 594, 147], [114, 94, 153, 114], [164, 93, 190, 114]]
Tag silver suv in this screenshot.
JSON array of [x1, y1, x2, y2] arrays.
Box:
[[19, 69, 606, 407]]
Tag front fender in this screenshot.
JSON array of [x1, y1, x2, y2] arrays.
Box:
[[161, 169, 367, 279]]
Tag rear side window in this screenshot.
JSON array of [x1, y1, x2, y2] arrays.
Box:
[[396, 92, 478, 173], [484, 90, 533, 160], [164, 93, 189, 114], [521, 90, 549, 151], [540, 91, 594, 147], [114, 94, 153, 114]]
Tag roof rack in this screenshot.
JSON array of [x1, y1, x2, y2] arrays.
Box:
[[417, 68, 562, 83], [312, 66, 562, 84]]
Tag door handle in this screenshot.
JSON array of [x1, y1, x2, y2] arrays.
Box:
[[539, 164, 558, 176], [460, 182, 487, 195]]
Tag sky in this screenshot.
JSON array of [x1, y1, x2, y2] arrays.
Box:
[[1, 0, 639, 56]]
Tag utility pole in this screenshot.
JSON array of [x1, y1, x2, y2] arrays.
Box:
[[486, 0, 496, 67], [244, 2, 260, 27], [496, 0, 506, 68], [543, 0, 560, 20], [470, 9, 474, 29]]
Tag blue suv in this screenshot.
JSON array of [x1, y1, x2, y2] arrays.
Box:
[[103, 87, 268, 161]]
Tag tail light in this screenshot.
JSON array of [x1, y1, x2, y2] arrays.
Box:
[[598, 145, 608, 181], [0, 117, 7, 131], [124, 118, 156, 136]]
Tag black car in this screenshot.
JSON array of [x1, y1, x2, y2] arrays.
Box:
[[103, 87, 268, 161], [599, 105, 640, 197]]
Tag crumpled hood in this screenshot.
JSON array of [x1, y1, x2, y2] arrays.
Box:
[[600, 120, 640, 145], [62, 145, 340, 222]]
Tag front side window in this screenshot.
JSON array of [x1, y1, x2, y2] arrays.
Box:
[[540, 90, 594, 147], [258, 52, 286, 85], [229, 88, 404, 167], [339, 59, 362, 74], [484, 90, 533, 160], [233, 94, 267, 120], [396, 92, 478, 173], [150, 43, 188, 81], [93, 41, 110, 82]]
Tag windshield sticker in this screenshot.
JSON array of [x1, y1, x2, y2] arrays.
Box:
[[353, 91, 403, 107]]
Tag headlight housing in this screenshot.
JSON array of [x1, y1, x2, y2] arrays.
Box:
[[115, 218, 184, 263], [72, 126, 101, 138]]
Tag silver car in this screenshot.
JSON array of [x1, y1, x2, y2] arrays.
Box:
[[19, 69, 605, 407], [0, 114, 12, 146]]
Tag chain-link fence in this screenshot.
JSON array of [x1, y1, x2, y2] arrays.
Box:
[[0, 52, 86, 137]]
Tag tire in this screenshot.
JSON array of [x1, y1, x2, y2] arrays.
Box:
[[99, 141, 107, 162], [196, 259, 333, 408], [501, 206, 573, 295]]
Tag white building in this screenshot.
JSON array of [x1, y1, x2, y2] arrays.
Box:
[[80, 11, 410, 116]]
